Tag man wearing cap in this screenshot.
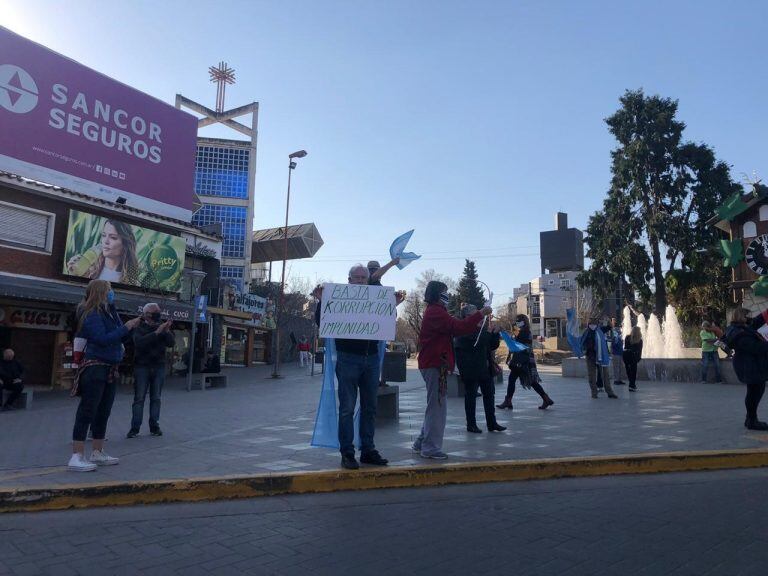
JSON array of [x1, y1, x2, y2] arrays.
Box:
[[367, 257, 400, 286]]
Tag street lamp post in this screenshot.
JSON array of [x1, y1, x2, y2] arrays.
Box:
[[272, 149, 308, 378]]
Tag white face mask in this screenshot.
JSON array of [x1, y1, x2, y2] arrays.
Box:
[[588, 324, 597, 330], [515, 321, 525, 328]]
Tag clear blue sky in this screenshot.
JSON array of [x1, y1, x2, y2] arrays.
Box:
[[4, 0, 767, 302]]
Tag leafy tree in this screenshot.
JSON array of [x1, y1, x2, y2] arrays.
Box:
[[579, 89, 741, 317], [455, 259, 486, 309]]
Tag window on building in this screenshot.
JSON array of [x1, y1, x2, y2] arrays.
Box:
[[220, 266, 245, 293], [560, 278, 572, 290], [760, 206, 768, 222], [546, 319, 558, 338], [744, 220, 757, 238], [548, 279, 555, 285], [0, 202, 55, 253], [194, 145, 250, 199], [192, 205, 247, 259], [532, 302, 541, 316]]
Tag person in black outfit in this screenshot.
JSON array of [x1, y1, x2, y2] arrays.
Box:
[[127, 303, 174, 438], [0, 349, 24, 410], [497, 314, 554, 410], [454, 304, 506, 433], [725, 307, 768, 430], [202, 352, 221, 373], [622, 326, 643, 392]]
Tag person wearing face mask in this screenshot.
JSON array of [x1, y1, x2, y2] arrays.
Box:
[[414, 281, 492, 459], [127, 303, 174, 438], [454, 304, 506, 433], [69, 280, 141, 472], [725, 307, 768, 430], [497, 314, 554, 410], [580, 318, 617, 399]]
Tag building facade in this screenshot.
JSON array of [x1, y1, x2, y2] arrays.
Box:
[[507, 213, 588, 350], [0, 172, 221, 389]]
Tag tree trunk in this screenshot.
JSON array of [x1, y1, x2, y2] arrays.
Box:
[[649, 230, 667, 316]]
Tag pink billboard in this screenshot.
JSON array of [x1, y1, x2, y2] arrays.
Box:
[[0, 26, 197, 221]]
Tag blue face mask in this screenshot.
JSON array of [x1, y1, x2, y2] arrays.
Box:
[[438, 293, 450, 307], [107, 290, 115, 305]]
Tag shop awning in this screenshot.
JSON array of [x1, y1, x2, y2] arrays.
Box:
[[0, 274, 196, 321], [0, 274, 85, 306], [116, 293, 196, 322]]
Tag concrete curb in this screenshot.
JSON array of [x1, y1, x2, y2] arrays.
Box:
[[3, 448, 768, 513]]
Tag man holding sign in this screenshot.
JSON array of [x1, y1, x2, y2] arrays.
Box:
[[315, 264, 400, 470]]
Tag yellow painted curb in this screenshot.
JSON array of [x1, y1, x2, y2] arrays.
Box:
[[3, 448, 768, 513]]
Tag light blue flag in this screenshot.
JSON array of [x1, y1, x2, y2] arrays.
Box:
[[566, 308, 583, 358], [500, 330, 529, 352], [389, 229, 421, 270], [311, 339, 339, 448], [310, 338, 362, 449]]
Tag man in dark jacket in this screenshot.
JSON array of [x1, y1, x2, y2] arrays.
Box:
[[454, 305, 506, 433], [0, 349, 24, 410], [313, 265, 391, 470], [725, 307, 768, 430], [127, 303, 174, 438]]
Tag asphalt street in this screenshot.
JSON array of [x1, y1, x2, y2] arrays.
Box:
[[3, 468, 768, 575]]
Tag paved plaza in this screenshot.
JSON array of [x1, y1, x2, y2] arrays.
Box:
[[0, 360, 765, 490], [3, 468, 768, 575]]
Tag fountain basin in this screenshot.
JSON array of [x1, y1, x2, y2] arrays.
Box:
[[561, 355, 737, 384]]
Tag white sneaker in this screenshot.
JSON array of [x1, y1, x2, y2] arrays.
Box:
[[67, 453, 97, 472], [90, 449, 119, 466]]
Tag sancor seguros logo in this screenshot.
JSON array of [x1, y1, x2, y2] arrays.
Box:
[[0, 64, 39, 114]]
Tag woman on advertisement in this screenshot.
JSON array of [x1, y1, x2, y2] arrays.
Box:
[[67, 219, 139, 285]]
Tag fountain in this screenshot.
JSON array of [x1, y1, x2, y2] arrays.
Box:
[[631, 305, 685, 359], [636, 313, 647, 342], [645, 313, 664, 359], [621, 306, 632, 346], [562, 304, 733, 383], [661, 304, 685, 359]]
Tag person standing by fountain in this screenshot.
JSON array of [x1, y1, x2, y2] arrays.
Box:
[[622, 326, 643, 392], [580, 319, 617, 399], [700, 321, 723, 384], [610, 318, 626, 386], [725, 308, 768, 430]]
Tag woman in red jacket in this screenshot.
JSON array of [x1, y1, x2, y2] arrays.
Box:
[[413, 281, 491, 459]]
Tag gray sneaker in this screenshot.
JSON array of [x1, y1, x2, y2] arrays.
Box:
[[412, 441, 422, 453], [420, 451, 448, 460]]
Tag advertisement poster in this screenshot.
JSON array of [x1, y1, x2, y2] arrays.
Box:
[[63, 209, 186, 292], [0, 26, 197, 220]]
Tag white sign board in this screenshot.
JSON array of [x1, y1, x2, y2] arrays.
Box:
[[319, 283, 396, 341]]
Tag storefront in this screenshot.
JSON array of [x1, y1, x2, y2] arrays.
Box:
[[208, 306, 259, 367], [0, 302, 73, 389], [0, 274, 200, 387]]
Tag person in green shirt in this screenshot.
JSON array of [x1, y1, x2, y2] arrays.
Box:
[[700, 321, 722, 383]]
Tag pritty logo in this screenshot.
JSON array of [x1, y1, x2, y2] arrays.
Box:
[[0, 64, 38, 114]]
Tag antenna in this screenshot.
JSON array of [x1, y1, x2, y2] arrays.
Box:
[[208, 61, 236, 113]]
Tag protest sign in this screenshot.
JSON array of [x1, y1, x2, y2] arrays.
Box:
[[319, 283, 396, 341]]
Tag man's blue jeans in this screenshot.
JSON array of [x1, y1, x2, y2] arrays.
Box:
[[335, 350, 380, 456], [132, 366, 165, 431], [701, 351, 721, 382]]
